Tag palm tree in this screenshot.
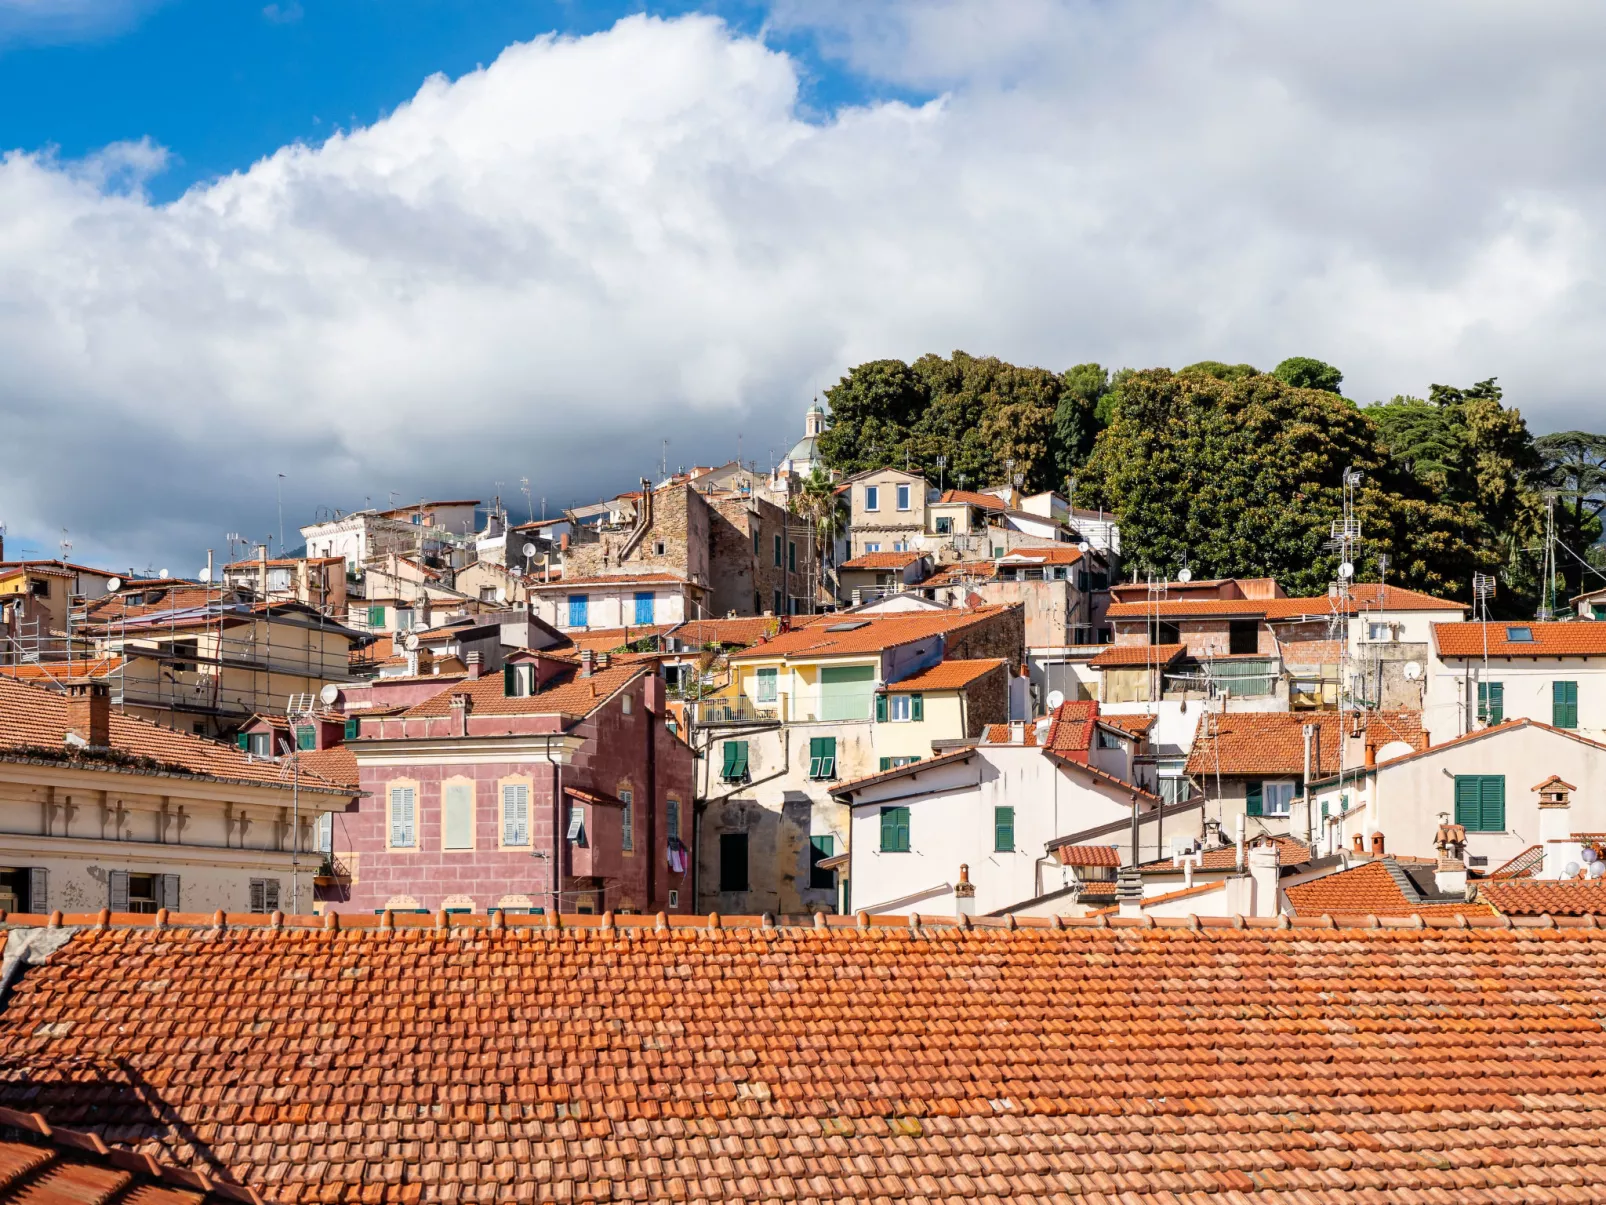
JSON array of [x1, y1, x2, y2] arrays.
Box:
[[790, 468, 847, 608]]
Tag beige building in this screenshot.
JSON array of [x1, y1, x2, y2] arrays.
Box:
[[0, 678, 352, 915], [841, 468, 931, 558]]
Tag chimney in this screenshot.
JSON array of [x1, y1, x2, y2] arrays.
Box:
[[466, 651, 482, 680], [1116, 865, 1144, 919], [580, 649, 595, 677], [1370, 830, 1385, 857], [560, 532, 570, 552], [1434, 822, 1468, 896], [1010, 721, 1025, 745], [449, 691, 473, 737], [1352, 833, 1365, 853], [65, 682, 110, 748], [1537, 776, 1577, 878], [1248, 840, 1281, 917], [1364, 741, 1377, 769], [1234, 814, 1246, 872], [954, 864, 976, 917]]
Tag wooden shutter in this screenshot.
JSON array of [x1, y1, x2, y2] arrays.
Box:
[[875, 693, 888, 723], [390, 787, 415, 847], [249, 880, 266, 913], [157, 874, 180, 912], [880, 807, 897, 851], [504, 664, 518, 697], [1245, 781, 1264, 817], [1554, 681, 1578, 729], [443, 783, 474, 849], [344, 717, 359, 740], [722, 742, 739, 779], [808, 737, 824, 779], [503, 784, 529, 845], [911, 694, 924, 722], [819, 737, 835, 779], [264, 879, 280, 913], [27, 868, 46, 915], [235, 732, 250, 751], [108, 870, 129, 912], [368, 605, 385, 629], [731, 742, 749, 779], [297, 726, 315, 751], [879, 757, 891, 772], [994, 806, 1014, 852], [1481, 776, 1506, 832], [1454, 776, 1481, 828]]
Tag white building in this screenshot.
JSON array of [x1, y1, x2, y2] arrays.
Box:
[[1426, 620, 1606, 742]]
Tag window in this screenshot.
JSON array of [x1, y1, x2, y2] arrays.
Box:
[[1455, 774, 1506, 832], [879, 806, 911, 852], [668, 889, 679, 908], [502, 783, 529, 846], [296, 725, 315, 751], [864, 543, 881, 553], [1228, 620, 1259, 656], [1478, 681, 1504, 725], [567, 595, 589, 628], [994, 806, 1015, 852], [443, 783, 474, 849], [367, 604, 386, 629], [29, 580, 48, 599], [878, 755, 921, 770], [720, 741, 750, 782], [1367, 622, 1392, 642], [653, 540, 666, 556], [1149, 620, 1181, 645], [395, 609, 414, 631], [774, 535, 783, 567], [885, 693, 911, 722], [634, 592, 654, 625], [1262, 782, 1295, 817], [1096, 728, 1122, 749], [878, 692, 922, 722], [666, 798, 681, 842], [620, 789, 634, 852], [344, 716, 360, 740], [109, 872, 170, 914], [992, 546, 1004, 557], [809, 835, 836, 889], [755, 667, 777, 702], [752, 529, 760, 555], [865, 485, 880, 511], [1554, 680, 1579, 729], [0, 867, 45, 914], [389, 786, 416, 847], [1506, 626, 1535, 643], [567, 806, 586, 844], [808, 736, 837, 779], [773, 589, 782, 616], [935, 516, 952, 535], [788, 541, 797, 573], [719, 833, 749, 892], [241, 731, 272, 757], [896, 483, 911, 511], [248, 879, 281, 914], [316, 812, 332, 855], [171, 638, 198, 673], [622, 692, 633, 715]]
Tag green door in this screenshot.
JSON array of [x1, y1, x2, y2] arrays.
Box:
[[819, 665, 875, 721]]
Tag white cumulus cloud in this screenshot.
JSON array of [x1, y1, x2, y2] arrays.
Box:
[[2, 4, 1604, 568]]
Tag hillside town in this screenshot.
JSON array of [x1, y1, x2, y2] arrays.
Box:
[[2, 405, 1603, 930]]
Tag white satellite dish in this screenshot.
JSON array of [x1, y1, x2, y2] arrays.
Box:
[[404, 632, 420, 651], [318, 683, 341, 706], [198, 567, 212, 583], [1076, 541, 1091, 554], [1338, 561, 1354, 579], [495, 588, 508, 604], [1176, 567, 1192, 583], [1046, 689, 1066, 711], [157, 568, 169, 579], [522, 543, 538, 558], [1402, 660, 1422, 681], [105, 577, 122, 593]]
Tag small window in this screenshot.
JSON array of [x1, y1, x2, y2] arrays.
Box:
[[1455, 774, 1505, 832], [809, 835, 835, 889], [29, 580, 49, 599], [935, 516, 952, 535], [620, 789, 634, 852], [719, 833, 749, 892], [246, 732, 272, 757], [127, 873, 159, 914], [653, 541, 666, 557], [879, 806, 911, 853], [567, 806, 586, 844], [442, 783, 474, 850], [896, 483, 911, 511], [889, 694, 911, 722], [389, 786, 416, 848], [171, 638, 198, 673], [773, 589, 782, 616], [807, 736, 837, 780], [395, 609, 414, 631], [993, 806, 1014, 852], [502, 783, 530, 846], [774, 534, 783, 567], [248, 878, 281, 914], [367, 604, 386, 629], [1228, 620, 1259, 656], [754, 667, 777, 703], [316, 812, 333, 854], [1367, 622, 1391, 642], [344, 716, 360, 740], [1150, 620, 1181, 645], [296, 725, 316, 751], [720, 741, 750, 783], [1263, 782, 1295, 817], [567, 595, 589, 628], [1096, 728, 1122, 749], [666, 798, 681, 842], [668, 889, 680, 908], [864, 485, 880, 511], [634, 592, 654, 625], [1506, 626, 1534, 643], [864, 543, 881, 553], [622, 693, 633, 715], [788, 541, 797, 573]]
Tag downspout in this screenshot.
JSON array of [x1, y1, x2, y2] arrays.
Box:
[[646, 686, 657, 908], [545, 737, 564, 916]]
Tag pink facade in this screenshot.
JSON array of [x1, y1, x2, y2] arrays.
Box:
[[329, 670, 696, 916]]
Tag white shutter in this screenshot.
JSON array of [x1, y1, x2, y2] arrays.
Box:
[[503, 784, 529, 846], [390, 787, 415, 847], [443, 783, 474, 849], [317, 812, 333, 855]]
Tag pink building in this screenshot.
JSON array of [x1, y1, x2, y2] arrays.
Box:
[[329, 650, 695, 916]]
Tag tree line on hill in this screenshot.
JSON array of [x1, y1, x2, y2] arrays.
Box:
[[814, 351, 1606, 614]]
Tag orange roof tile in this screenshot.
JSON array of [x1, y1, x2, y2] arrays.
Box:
[[1284, 860, 1492, 918], [840, 551, 925, 570], [1108, 585, 1463, 621], [1488, 844, 1544, 879], [1481, 879, 1606, 916], [294, 745, 358, 791], [0, 656, 124, 683], [920, 561, 997, 588], [983, 722, 1037, 746], [1088, 642, 1185, 669], [1137, 837, 1311, 873], [935, 488, 1007, 510], [2, 911, 1600, 1201], [995, 545, 1085, 566], [1311, 718, 1606, 784], [1434, 620, 1606, 657], [400, 661, 646, 719], [666, 616, 775, 649], [728, 605, 1016, 661], [1099, 712, 1158, 736], [0, 677, 350, 794], [880, 658, 1005, 691], [1056, 844, 1121, 867], [1185, 709, 1426, 778]]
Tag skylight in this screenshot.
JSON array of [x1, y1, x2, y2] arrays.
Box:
[[825, 620, 871, 632], [1505, 626, 1535, 643]]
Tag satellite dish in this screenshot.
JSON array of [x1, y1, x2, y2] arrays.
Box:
[[1338, 561, 1354, 579], [1176, 567, 1192, 583], [1046, 690, 1066, 711], [1402, 660, 1422, 681], [319, 683, 341, 706], [495, 588, 508, 603], [404, 632, 420, 651], [198, 567, 212, 583], [522, 543, 538, 558], [105, 577, 122, 593], [1592, 862, 1606, 879], [158, 569, 170, 580], [1566, 861, 1581, 878], [1076, 541, 1091, 554]]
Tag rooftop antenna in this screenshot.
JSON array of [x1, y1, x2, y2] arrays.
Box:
[[661, 439, 670, 479], [1324, 467, 1363, 797], [521, 477, 533, 524], [1539, 492, 1558, 620], [936, 454, 947, 493], [1473, 571, 1496, 729], [284, 692, 318, 915], [276, 473, 286, 555], [388, 491, 400, 508], [59, 529, 71, 562]]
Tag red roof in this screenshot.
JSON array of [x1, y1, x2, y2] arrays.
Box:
[[1088, 642, 1185, 669], [727, 605, 1016, 661], [1480, 879, 1606, 916], [995, 545, 1085, 566], [1285, 860, 1492, 918], [666, 616, 775, 649], [840, 551, 925, 570], [294, 745, 358, 790], [880, 658, 1005, 691], [920, 561, 997, 588], [399, 661, 645, 720], [935, 489, 1006, 511], [1055, 844, 1121, 867], [1, 912, 1601, 1201], [1434, 620, 1606, 657], [1108, 585, 1462, 621], [1185, 709, 1426, 777]]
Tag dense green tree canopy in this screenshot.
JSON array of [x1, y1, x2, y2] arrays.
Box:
[[1272, 356, 1344, 393]]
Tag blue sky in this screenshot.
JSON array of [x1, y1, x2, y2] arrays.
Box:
[[0, 0, 886, 202]]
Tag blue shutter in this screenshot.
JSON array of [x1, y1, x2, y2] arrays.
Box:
[[635, 592, 654, 625], [567, 595, 588, 627]]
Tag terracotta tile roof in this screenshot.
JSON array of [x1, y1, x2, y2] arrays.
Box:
[[840, 551, 925, 570], [666, 616, 775, 649], [1185, 709, 1426, 778], [1099, 712, 1157, 736], [0, 677, 350, 795], [1109, 585, 1462, 621], [1347, 583, 1467, 611], [1137, 837, 1312, 873], [880, 658, 1005, 691], [829, 747, 978, 796], [920, 561, 997, 588], [1042, 699, 1096, 757], [294, 745, 358, 791], [982, 722, 1037, 746], [553, 624, 675, 654], [1434, 619, 1606, 657], [0, 656, 124, 683], [1088, 642, 1185, 669], [935, 489, 1006, 510], [1106, 596, 1273, 619], [400, 661, 646, 719], [1480, 879, 1606, 916], [994, 545, 1085, 566], [1089, 881, 1227, 916], [526, 572, 689, 590], [222, 556, 345, 569], [1307, 719, 1606, 785], [727, 605, 1015, 661], [6, 913, 1605, 1202], [1056, 844, 1121, 867], [1488, 844, 1545, 879], [1285, 860, 1492, 918]]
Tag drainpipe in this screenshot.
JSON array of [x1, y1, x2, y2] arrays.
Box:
[[545, 738, 564, 917]]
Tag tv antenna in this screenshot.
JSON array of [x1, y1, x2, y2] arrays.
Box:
[[521, 478, 533, 524]]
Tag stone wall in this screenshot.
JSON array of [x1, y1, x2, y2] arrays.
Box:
[[945, 605, 1027, 675], [961, 663, 1010, 736]]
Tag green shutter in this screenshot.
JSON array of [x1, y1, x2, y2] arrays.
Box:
[[994, 806, 1014, 852], [731, 742, 749, 780], [911, 693, 923, 722], [1480, 775, 1506, 832], [236, 732, 250, 751], [296, 726, 315, 751], [1554, 680, 1578, 729], [345, 717, 359, 740], [808, 736, 826, 779], [819, 736, 836, 778], [368, 605, 385, 629], [1478, 681, 1504, 724], [880, 806, 910, 852], [875, 693, 888, 723], [1245, 781, 1263, 817], [879, 757, 891, 771], [503, 664, 517, 697], [721, 743, 738, 779], [1454, 776, 1481, 828]]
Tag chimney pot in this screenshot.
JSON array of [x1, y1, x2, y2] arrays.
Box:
[[1370, 831, 1385, 857], [65, 682, 110, 749], [1364, 741, 1377, 769], [580, 649, 595, 677], [954, 863, 976, 915], [466, 651, 482, 680]]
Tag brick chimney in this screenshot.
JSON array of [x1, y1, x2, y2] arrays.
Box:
[[580, 649, 595, 678], [1434, 820, 1468, 895], [466, 651, 482, 680], [1370, 830, 1386, 857], [65, 682, 110, 748], [953, 863, 976, 917], [449, 691, 473, 737]]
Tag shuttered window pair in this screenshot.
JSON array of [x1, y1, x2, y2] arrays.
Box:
[[503, 784, 530, 846], [108, 871, 178, 913], [248, 878, 281, 913], [807, 737, 836, 780], [1554, 680, 1578, 729], [1454, 775, 1506, 832], [879, 806, 910, 853], [389, 786, 416, 848], [721, 741, 750, 782]]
